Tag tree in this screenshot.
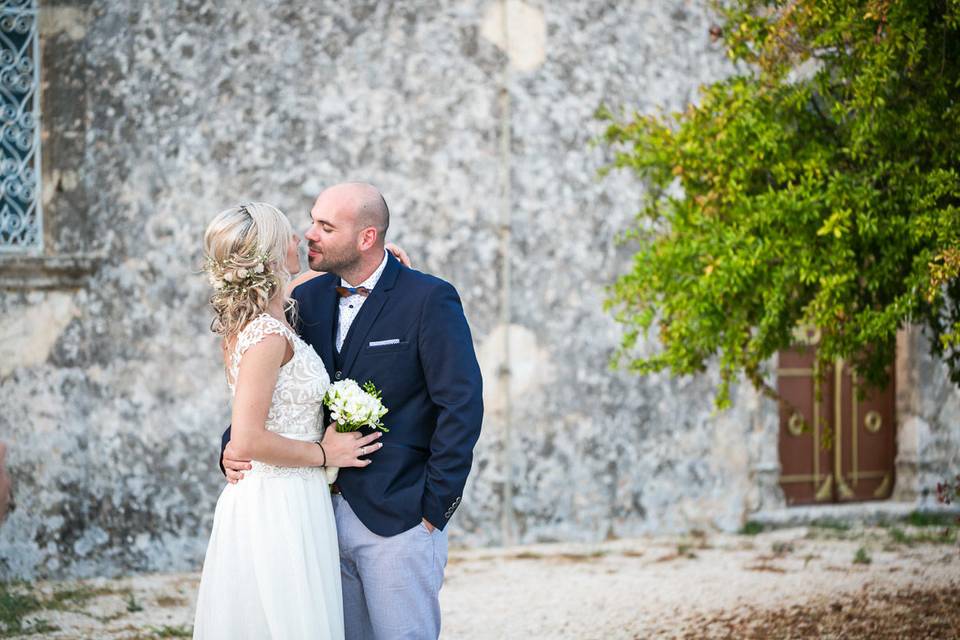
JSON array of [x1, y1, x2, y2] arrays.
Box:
[[600, 0, 960, 407]]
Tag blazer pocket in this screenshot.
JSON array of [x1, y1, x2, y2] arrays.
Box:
[[364, 339, 411, 355]]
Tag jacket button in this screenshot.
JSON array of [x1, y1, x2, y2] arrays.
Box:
[[335, 371, 342, 380]]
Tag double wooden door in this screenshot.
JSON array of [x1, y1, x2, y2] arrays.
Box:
[[777, 342, 896, 505]]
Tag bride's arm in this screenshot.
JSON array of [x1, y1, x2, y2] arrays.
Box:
[[230, 334, 325, 467], [229, 335, 383, 468], [286, 270, 324, 295]]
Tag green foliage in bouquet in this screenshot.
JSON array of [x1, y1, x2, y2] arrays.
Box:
[[599, 0, 960, 407], [362, 380, 383, 401]]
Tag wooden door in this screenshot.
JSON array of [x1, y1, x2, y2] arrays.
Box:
[[776, 338, 896, 505], [835, 361, 897, 501]]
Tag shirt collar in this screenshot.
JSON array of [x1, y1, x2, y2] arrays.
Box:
[[341, 249, 389, 292]]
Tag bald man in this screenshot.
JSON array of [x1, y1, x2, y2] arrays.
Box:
[[222, 183, 483, 639]]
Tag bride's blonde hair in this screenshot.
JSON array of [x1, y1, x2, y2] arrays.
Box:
[[203, 202, 296, 339]]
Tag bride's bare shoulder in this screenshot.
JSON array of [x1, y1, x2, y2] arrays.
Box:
[[287, 270, 326, 295]]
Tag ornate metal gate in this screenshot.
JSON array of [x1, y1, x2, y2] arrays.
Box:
[[0, 0, 41, 251], [777, 337, 896, 505]]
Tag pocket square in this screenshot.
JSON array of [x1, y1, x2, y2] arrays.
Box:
[[369, 338, 401, 347]]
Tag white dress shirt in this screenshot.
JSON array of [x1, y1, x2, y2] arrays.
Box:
[[336, 249, 389, 352]]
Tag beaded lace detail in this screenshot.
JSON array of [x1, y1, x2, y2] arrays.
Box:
[[228, 314, 329, 478]]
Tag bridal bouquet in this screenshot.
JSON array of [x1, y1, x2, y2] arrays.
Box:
[[322, 379, 389, 483]]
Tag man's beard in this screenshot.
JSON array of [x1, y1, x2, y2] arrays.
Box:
[[309, 244, 360, 276]]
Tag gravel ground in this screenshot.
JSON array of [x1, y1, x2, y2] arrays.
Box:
[[3, 525, 958, 639]]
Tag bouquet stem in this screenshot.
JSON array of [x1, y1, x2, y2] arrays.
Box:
[[325, 465, 340, 484]]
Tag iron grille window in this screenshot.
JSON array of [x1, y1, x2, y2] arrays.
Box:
[[0, 0, 40, 251]]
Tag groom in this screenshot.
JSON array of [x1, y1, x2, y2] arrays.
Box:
[[222, 182, 483, 639]]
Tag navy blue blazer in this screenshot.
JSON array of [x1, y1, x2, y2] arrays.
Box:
[[221, 253, 483, 536]]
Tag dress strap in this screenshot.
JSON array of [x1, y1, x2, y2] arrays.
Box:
[[228, 314, 296, 384]]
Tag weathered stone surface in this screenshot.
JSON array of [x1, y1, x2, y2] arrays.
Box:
[[0, 0, 955, 579], [893, 328, 960, 504]]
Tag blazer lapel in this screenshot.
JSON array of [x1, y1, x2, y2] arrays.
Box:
[[339, 254, 401, 377], [314, 279, 339, 377]]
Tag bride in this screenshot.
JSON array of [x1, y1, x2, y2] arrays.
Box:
[[192, 202, 385, 639]]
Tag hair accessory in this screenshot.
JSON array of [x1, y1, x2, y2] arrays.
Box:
[[204, 250, 272, 294]]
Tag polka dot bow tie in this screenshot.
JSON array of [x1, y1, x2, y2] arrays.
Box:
[[336, 286, 371, 298]]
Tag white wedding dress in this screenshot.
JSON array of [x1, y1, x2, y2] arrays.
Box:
[[193, 314, 343, 639]]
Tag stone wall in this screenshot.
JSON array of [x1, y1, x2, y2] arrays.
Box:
[[894, 328, 960, 504], [0, 0, 954, 579]]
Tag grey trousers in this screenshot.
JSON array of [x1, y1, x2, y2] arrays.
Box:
[[333, 495, 448, 640]]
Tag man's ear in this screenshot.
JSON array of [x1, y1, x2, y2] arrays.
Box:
[[358, 227, 379, 251]]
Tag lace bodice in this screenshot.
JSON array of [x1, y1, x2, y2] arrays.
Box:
[[229, 313, 329, 444]]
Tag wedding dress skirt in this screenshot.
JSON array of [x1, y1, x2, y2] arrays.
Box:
[[193, 315, 342, 639], [193, 436, 343, 639]]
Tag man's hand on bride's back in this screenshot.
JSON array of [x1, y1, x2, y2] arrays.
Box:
[[321, 426, 383, 468], [222, 441, 252, 484]]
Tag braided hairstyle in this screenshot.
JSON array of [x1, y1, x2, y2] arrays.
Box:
[[202, 202, 297, 339]]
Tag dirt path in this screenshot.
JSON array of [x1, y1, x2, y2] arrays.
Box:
[[4, 525, 958, 639]]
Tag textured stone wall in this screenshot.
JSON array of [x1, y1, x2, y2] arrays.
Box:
[[0, 0, 954, 580], [894, 328, 960, 504]]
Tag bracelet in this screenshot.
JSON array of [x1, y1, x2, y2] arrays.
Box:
[[316, 442, 326, 467]]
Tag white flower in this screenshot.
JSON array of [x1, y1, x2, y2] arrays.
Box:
[[236, 268, 249, 279], [253, 263, 265, 274], [323, 378, 388, 433], [222, 271, 234, 283]]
